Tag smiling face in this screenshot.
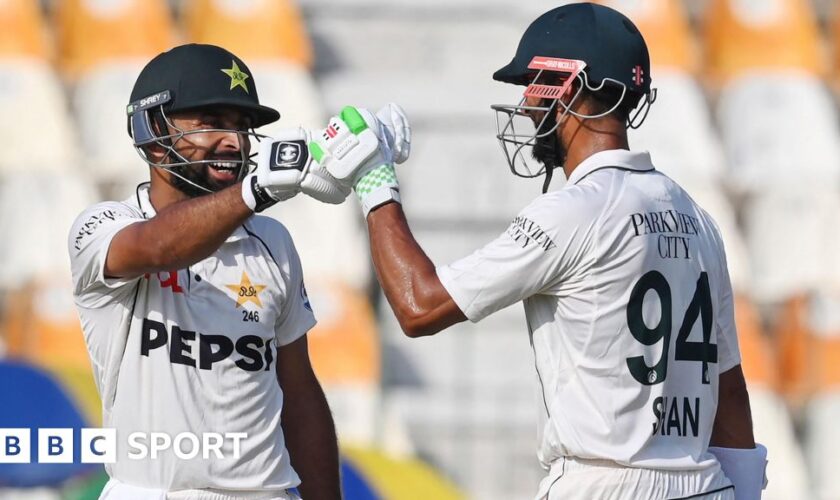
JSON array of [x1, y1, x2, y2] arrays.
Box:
[[153, 106, 255, 197]]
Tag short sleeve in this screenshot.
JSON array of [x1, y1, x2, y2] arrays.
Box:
[[274, 235, 317, 347], [67, 202, 144, 303], [437, 193, 589, 322], [715, 251, 742, 373]]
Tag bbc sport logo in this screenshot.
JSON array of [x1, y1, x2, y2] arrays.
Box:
[[0, 429, 247, 463]]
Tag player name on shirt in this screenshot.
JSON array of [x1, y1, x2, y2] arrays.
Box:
[[628, 209, 700, 260], [651, 396, 701, 438]]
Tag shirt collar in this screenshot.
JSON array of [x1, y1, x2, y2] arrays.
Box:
[[135, 183, 249, 243], [566, 149, 655, 185]]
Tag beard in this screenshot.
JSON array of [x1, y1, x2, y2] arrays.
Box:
[[531, 109, 566, 173], [169, 156, 246, 198], [531, 131, 565, 172]]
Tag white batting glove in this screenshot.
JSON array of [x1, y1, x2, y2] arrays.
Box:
[[242, 128, 350, 212], [314, 105, 410, 217], [375, 103, 411, 165]]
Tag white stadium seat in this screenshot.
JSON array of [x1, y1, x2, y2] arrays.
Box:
[[804, 392, 840, 499], [72, 62, 150, 190], [741, 188, 840, 303], [0, 173, 98, 290], [749, 387, 813, 499], [400, 130, 544, 223], [251, 62, 325, 132], [717, 72, 840, 192], [0, 61, 79, 175], [630, 70, 726, 189]]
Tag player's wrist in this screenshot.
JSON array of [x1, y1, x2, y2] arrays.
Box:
[[241, 173, 280, 213], [354, 163, 401, 217]]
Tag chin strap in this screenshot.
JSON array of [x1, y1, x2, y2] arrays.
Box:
[[541, 165, 554, 193]]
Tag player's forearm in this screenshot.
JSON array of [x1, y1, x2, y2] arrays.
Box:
[[281, 382, 340, 500], [106, 183, 252, 278], [710, 365, 756, 448], [367, 203, 455, 337]]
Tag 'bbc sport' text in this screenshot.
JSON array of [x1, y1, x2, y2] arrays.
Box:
[[0, 429, 248, 463]]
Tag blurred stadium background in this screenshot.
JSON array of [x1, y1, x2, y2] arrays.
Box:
[[0, 0, 838, 498]]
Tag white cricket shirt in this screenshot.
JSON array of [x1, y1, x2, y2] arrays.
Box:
[[68, 184, 315, 492], [438, 150, 741, 471]]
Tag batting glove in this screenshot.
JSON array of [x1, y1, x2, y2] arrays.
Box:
[[242, 128, 350, 212], [314, 105, 411, 217]]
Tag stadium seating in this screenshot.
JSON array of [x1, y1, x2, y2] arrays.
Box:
[[2, 275, 101, 426], [740, 189, 840, 304], [250, 61, 326, 131], [0, 173, 98, 291], [0, 61, 81, 175], [71, 62, 156, 190], [0, 1, 836, 497], [629, 70, 726, 189], [54, 0, 176, 78], [774, 291, 840, 498], [717, 72, 840, 192], [182, 0, 313, 68], [57, 0, 175, 188], [735, 297, 812, 499], [304, 281, 382, 444], [594, 0, 698, 72], [400, 128, 543, 223], [0, 0, 80, 175], [0, 0, 49, 60], [702, 0, 826, 82]]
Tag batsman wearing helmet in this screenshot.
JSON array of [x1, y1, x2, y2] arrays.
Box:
[[312, 3, 768, 499], [66, 44, 375, 499]]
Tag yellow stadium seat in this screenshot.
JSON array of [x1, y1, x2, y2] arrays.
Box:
[[831, 1, 840, 83], [775, 293, 840, 407], [702, 0, 826, 82], [0, 0, 49, 59], [305, 281, 380, 385], [54, 0, 176, 78], [595, 0, 698, 72], [735, 294, 812, 498], [183, 0, 313, 68], [734, 295, 777, 390], [303, 281, 381, 444], [2, 278, 101, 424]]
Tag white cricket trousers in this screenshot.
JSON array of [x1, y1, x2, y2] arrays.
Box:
[[99, 478, 301, 500], [537, 457, 735, 500]]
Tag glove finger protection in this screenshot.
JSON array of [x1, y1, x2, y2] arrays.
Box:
[[300, 161, 352, 204], [375, 103, 411, 164]]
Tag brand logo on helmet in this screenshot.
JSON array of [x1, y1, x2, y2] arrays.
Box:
[[632, 66, 645, 86], [221, 60, 250, 93]]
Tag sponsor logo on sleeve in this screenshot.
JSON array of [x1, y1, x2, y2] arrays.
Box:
[[506, 216, 556, 251], [73, 210, 125, 251]]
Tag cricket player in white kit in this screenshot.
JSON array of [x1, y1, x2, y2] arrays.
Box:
[[310, 4, 769, 500], [66, 44, 371, 500]]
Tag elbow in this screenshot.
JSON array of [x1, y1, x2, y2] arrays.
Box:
[[395, 307, 439, 339], [400, 321, 435, 339]]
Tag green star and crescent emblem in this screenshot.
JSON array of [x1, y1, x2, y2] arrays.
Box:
[[221, 60, 250, 93]]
